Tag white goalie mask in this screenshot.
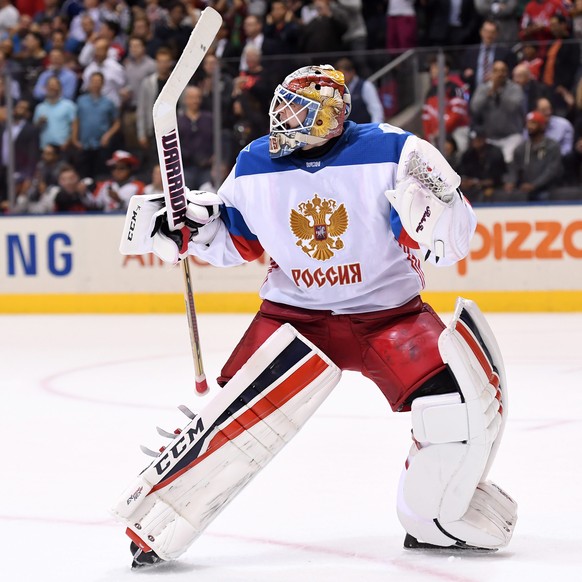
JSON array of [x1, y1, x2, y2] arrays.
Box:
[[268, 64, 351, 158]]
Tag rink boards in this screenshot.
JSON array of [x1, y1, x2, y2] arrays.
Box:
[[1, 204, 581, 313]]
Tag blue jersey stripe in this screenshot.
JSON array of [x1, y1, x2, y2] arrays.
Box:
[[222, 205, 259, 240], [235, 122, 411, 178]]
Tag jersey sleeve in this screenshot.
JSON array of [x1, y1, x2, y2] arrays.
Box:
[[186, 167, 264, 267]]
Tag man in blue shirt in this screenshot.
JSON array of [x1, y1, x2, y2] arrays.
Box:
[[33, 48, 78, 102], [33, 76, 77, 150], [72, 71, 120, 180]]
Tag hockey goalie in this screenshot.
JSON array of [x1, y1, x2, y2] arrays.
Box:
[[113, 63, 517, 568]]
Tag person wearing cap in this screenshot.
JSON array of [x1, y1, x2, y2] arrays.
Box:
[[92, 150, 145, 212], [504, 110, 563, 201], [458, 127, 506, 202]]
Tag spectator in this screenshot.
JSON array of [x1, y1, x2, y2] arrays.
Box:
[[505, 110, 563, 201], [461, 19, 517, 95], [99, 0, 131, 34], [66, 11, 97, 55], [32, 0, 58, 24], [136, 46, 173, 168], [35, 141, 63, 188], [52, 163, 100, 212], [93, 149, 145, 212], [81, 38, 127, 109], [512, 62, 551, 115], [0, 0, 19, 37], [177, 85, 214, 189], [263, 0, 300, 56], [239, 14, 275, 72], [421, 0, 481, 48], [98, 18, 126, 61], [362, 0, 387, 49], [518, 42, 543, 81], [10, 12, 32, 55], [535, 96, 574, 156], [0, 98, 39, 206], [143, 163, 163, 195], [298, 0, 319, 25], [470, 60, 525, 163], [298, 0, 347, 56], [458, 127, 507, 203], [213, 20, 243, 77], [335, 56, 383, 124], [443, 134, 460, 169], [130, 16, 161, 59], [72, 71, 120, 180], [78, 20, 123, 67], [227, 92, 266, 162], [119, 35, 156, 152], [421, 54, 469, 149], [45, 27, 66, 54], [474, 0, 520, 44], [67, 0, 101, 52], [154, 1, 193, 59], [519, 0, 565, 53], [144, 0, 167, 28], [386, 0, 417, 53], [542, 12, 581, 117], [0, 51, 22, 106], [12, 141, 64, 213], [14, 30, 46, 99], [338, 0, 368, 61], [232, 45, 274, 113], [195, 53, 234, 125], [33, 48, 78, 101], [33, 75, 76, 149]]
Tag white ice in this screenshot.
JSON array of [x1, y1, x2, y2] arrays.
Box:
[[1, 311, 581, 582]]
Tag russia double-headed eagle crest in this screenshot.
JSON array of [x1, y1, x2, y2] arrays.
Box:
[[290, 193, 349, 261]]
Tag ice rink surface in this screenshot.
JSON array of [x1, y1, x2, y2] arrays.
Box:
[[2, 310, 582, 582]]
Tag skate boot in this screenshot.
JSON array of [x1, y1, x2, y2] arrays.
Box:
[[130, 541, 165, 569]]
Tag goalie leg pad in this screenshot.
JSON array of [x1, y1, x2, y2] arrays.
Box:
[[397, 298, 517, 550], [111, 323, 341, 561]]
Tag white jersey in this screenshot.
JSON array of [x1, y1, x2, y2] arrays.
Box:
[[188, 122, 475, 314]]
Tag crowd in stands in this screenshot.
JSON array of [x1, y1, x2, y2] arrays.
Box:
[[0, 0, 581, 214]]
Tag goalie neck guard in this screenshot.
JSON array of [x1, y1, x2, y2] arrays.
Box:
[[268, 64, 351, 158]]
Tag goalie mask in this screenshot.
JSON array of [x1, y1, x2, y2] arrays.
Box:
[[268, 64, 351, 158]]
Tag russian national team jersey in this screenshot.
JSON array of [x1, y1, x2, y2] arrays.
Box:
[[188, 122, 462, 314]]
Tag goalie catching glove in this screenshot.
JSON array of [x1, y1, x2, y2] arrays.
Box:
[[386, 136, 475, 264], [119, 190, 222, 263]]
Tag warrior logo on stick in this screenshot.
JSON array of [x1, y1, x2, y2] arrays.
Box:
[[162, 130, 187, 225]]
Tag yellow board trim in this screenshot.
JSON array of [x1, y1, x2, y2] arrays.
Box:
[[1, 291, 582, 313]]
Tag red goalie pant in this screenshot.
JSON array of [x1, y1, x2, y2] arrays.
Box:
[[218, 296, 447, 412]]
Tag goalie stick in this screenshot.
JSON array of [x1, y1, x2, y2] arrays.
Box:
[[152, 7, 223, 396]]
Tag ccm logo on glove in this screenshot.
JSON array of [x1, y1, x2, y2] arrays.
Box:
[[127, 205, 141, 241]]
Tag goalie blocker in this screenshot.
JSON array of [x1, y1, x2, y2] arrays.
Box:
[[111, 324, 341, 562]]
